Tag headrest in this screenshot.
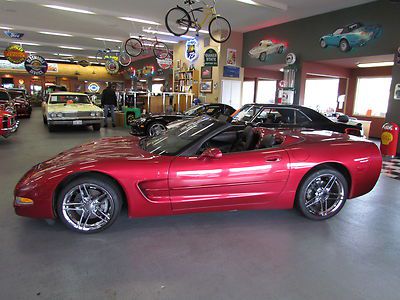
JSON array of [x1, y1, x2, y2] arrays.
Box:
[[261, 134, 276, 148]]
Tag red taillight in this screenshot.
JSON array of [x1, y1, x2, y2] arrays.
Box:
[[345, 128, 361, 136]]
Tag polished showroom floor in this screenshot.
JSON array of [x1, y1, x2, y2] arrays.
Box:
[[1, 108, 399, 300]]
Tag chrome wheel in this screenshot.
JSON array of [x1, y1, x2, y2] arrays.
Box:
[[61, 183, 115, 232], [148, 123, 166, 136], [303, 174, 345, 217]]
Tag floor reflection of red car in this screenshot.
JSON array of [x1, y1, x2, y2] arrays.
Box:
[[14, 116, 382, 233], [0, 108, 18, 138], [7, 89, 32, 118]]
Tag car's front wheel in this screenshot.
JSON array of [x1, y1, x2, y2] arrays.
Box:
[[259, 52, 267, 62], [339, 39, 351, 52], [296, 168, 348, 220], [57, 175, 122, 233], [147, 122, 167, 136]]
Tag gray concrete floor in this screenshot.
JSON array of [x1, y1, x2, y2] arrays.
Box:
[[1, 108, 399, 300]]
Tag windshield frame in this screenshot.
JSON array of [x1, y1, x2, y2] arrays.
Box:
[[48, 94, 91, 105]]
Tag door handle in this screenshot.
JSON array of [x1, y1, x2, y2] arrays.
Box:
[[265, 156, 281, 162]]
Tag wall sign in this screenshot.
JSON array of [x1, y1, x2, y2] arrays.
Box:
[[4, 45, 26, 64], [105, 59, 120, 75], [0, 60, 25, 70], [185, 39, 199, 62], [226, 48, 237, 66], [223, 66, 240, 78], [204, 48, 218, 66], [25, 55, 48, 76], [4, 31, 24, 39], [201, 66, 213, 79], [157, 57, 173, 69], [88, 83, 100, 93], [48, 63, 58, 73]]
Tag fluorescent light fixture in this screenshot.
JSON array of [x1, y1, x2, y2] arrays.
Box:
[[130, 35, 178, 44], [59, 46, 83, 50], [50, 58, 73, 62], [142, 28, 174, 37], [357, 61, 394, 68], [0, 26, 13, 30], [235, 0, 288, 10], [235, 0, 260, 5], [13, 42, 40, 46], [26, 51, 37, 54], [119, 17, 160, 25], [39, 31, 73, 37], [43, 5, 95, 15], [183, 27, 208, 34], [58, 53, 74, 57], [87, 56, 97, 59], [93, 37, 122, 43]]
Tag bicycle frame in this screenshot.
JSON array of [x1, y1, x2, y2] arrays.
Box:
[[183, 0, 218, 31]]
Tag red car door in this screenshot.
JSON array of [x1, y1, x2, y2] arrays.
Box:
[[168, 148, 290, 210]]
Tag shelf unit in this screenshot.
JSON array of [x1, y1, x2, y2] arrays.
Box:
[[173, 70, 199, 97]]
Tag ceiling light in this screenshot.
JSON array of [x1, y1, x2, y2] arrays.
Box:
[[50, 58, 73, 62], [43, 5, 95, 15], [0, 26, 13, 30], [235, 0, 288, 10], [13, 42, 40, 46], [39, 31, 73, 37], [182, 27, 209, 34], [357, 62, 394, 68], [235, 0, 260, 5], [130, 35, 178, 44], [142, 28, 174, 37], [58, 46, 83, 50], [93, 37, 122, 43], [119, 17, 161, 25], [26, 51, 37, 54], [87, 56, 97, 59], [57, 53, 74, 57]]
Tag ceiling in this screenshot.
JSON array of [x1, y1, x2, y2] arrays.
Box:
[[0, 0, 376, 62]]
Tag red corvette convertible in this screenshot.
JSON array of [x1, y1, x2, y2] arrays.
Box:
[[14, 116, 382, 233]]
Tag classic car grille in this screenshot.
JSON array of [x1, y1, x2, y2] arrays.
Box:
[[9, 117, 16, 126], [63, 112, 93, 118], [2, 116, 8, 129]]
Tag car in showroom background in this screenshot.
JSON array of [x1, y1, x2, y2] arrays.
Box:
[[42, 92, 104, 132], [320, 22, 382, 52], [130, 103, 236, 136], [232, 104, 363, 136], [0, 107, 18, 138], [7, 89, 32, 118], [14, 116, 381, 233], [248, 39, 287, 62]]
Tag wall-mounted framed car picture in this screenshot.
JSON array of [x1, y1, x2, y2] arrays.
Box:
[[200, 80, 213, 93], [201, 66, 213, 79]]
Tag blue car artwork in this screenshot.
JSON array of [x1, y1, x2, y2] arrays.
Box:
[[320, 22, 382, 52]]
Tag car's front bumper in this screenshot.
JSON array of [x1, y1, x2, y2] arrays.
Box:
[[1, 121, 19, 138], [48, 117, 104, 126], [130, 123, 146, 136]]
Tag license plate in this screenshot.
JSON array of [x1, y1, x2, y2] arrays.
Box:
[[73, 120, 83, 125]]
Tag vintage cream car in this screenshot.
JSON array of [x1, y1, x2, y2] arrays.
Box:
[[42, 92, 104, 132], [248, 40, 286, 62]]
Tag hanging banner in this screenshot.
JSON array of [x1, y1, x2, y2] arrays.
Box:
[[204, 48, 218, 66], [157, 57, 173, 69], [105, 59, 120, 75], [4, 45, 27, 64], [25, 55, 48, 76]]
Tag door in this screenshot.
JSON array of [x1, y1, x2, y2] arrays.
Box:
[[168, 149, 290, 211], [221, 80, 242, 109]]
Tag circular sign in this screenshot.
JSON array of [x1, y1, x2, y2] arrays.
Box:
[[88, 83, 100, 93], [157, 57, 173, 70], [4, 45, 26, 64], [105, 59, 120, 75], [286, 53, 296, 65], [25, 55, 48, 76]]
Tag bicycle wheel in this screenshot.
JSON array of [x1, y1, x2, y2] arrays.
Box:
[[153, 42, 169, 59], [118, 51, 131, 66], [125, 38, 143, 57], [208, 16, 231, 43], [165, 6, 191, 36]]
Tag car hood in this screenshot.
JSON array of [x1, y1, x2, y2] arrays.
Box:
[[36, 136, 154, 171], [48, 103, 102, 112]]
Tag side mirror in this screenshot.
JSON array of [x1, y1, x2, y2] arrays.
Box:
[[199, 148, 223, 160]]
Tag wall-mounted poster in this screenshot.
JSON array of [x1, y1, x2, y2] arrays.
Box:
[[200, 80, 213, 93], [249, 40, 287, 62], [47, 63, 58, 73], [201, 66, 213, 79], [320, 22, 382, 53], [204, 48, 218, 66], [226, 48, 237, 66], [223, 66, 240, 78]]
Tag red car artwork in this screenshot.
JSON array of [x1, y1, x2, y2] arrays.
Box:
[[14, 116, 382, 233]]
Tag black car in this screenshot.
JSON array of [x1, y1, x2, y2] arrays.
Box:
[[231, 104, 362, 136], [130, 103, 236, 136]]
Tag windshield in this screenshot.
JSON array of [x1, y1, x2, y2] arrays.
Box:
[[183, 105, 205, 116], [8, 91, 25, 100], [232, 105, 261, 122], [0, 91, 10, 101], [49, 95, 91, 104], [141, 116, 222, 155]]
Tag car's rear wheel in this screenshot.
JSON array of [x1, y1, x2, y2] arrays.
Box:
[[56, 175, 122, 233], [48, 125, 55, 132], [320, 39, 327, 48], [296, 168, 348, 220], [339, 39, 351, 52], [259, 52, 267, 62], [147, 122, 167, 136]]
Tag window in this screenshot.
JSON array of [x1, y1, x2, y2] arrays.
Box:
[[256, 80, 277, 104], [152, 83, 163, 94], [242, 81, 255, 105], [304, 78, 340, 113], [354, 77, 392, 117]]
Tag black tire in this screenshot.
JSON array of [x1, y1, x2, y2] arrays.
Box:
[[147, 122, 167, 136], [296, 167, 348, 221], [208, 16, 231, 43], [43, 115, 47, 125], [125, 38, 143, 57], [153, 42, 169, 59], [93, 124, 101, 131], [339, 39, 351, 52], [165, 6, 191, 36], [56, 174, 122, 233], [320, 39, 327, 48], [259, 52, 267, 62], [48, 124, 55, 132]]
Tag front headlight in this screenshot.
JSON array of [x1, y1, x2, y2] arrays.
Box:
[[139, 117, 147, 123], [56, 112, 63, 118], [90, 112, 96, 117]]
